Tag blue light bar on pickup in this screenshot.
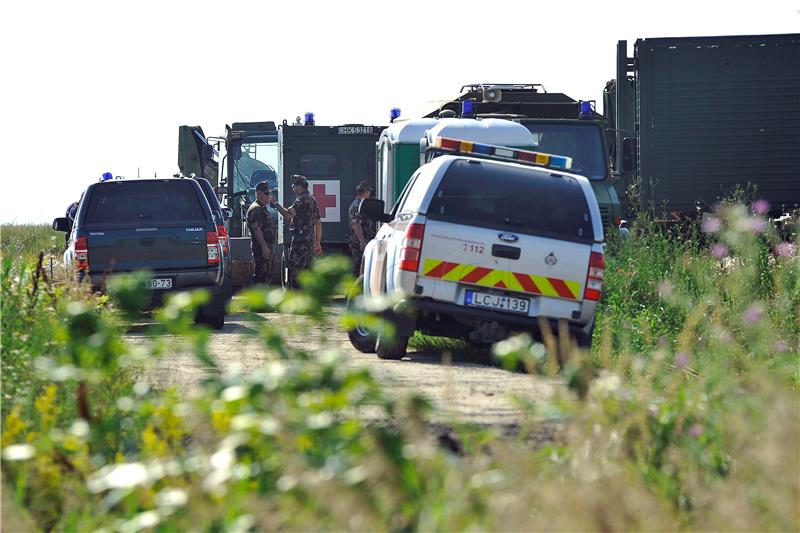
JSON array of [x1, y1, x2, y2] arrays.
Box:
[[433, 136, 573, 170]]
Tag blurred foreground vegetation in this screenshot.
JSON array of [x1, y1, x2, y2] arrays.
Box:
[[1, 206, 798, 531]]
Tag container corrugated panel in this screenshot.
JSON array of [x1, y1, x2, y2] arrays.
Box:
[[635, 34, 800, 215]]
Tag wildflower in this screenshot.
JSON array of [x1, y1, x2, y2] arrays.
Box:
[[717, 329, 734, 343], [775, 242, 797, 258], [2, 444, 35, 461], [742, 304, 764, 325], [711, 243, 729, 258], [701, 216, 721, 233], [689, 424, 704, 438], [738, 217, 768, 234], [674, 351, 691, 369], [773, 340, 789, 353], [752, 199, 770, 215], [658, 281, 674, 299]]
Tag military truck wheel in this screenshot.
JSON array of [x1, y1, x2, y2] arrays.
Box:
[[346, 276, 376, 353], [376, 333, 408, 360]]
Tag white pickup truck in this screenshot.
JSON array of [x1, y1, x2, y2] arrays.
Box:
[[348, 138, 605, 360]]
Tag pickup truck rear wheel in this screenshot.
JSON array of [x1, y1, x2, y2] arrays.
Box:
[[376, 333, 408, 360], [205, 308, 225, 330], [197, 297, 225, 330], [346, 276, 377, 353]]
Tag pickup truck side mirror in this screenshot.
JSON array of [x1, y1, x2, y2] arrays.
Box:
[[622, 137, 637, 175], [53, 217, 70, 232], [359, 198, 392, 223]]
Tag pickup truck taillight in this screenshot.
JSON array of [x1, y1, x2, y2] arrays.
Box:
[[399, 223, 425, 272], [206, 231, 221, 265], [583, 251, 605, 301], [75, 236, 89, 270], [216, 224, 229, 255]]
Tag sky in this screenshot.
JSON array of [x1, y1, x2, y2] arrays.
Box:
[[2, 0, 798, 224]]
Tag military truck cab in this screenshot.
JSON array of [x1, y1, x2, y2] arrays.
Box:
[[521, 119, 620, 229], [420, 84, 622, 231]]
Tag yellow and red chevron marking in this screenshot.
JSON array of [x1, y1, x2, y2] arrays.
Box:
[[422, 258, 582, 300]]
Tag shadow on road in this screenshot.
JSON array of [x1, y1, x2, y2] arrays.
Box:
[[125, 315, 261, 336], [401, 346, 494, 368]]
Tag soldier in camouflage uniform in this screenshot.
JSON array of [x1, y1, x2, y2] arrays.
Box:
[[271, 175, 322, 288], [246, 181, 276, 284], [348, 180, 376, 277]]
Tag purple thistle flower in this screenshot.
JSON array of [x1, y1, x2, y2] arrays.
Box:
[[742, 304, 764, 325], [744, 217, 768, 234], [712, 243, 729, 258], [752, 199, 770, 215], [773, 340, 789, 353], [775, 242, 797, 258], [689, 424, 704, 438], [674, 351, 691, 369]]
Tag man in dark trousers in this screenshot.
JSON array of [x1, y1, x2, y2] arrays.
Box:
[[246, 181, 276, 284], [348, 180, 376, 277], [271, 175, 321, 288]]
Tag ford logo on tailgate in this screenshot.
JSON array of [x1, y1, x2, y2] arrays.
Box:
[[498, 232, 519, 243]]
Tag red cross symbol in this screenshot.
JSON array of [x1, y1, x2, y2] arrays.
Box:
[[312, 183, 337, 215]]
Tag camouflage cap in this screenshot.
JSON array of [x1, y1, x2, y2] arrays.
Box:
[[291, 175, 309, 190]]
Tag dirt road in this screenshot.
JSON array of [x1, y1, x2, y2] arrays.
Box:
[[129, 301, 561, 439]]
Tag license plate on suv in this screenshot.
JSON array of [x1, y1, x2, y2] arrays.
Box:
[[145, 278, 173, 290], [465, 290, 530, 314]]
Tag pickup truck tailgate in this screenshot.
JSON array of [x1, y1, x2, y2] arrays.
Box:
[[88, 226, 209, 273]]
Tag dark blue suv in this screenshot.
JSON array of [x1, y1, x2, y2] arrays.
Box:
[[54, 178, 227, 328]]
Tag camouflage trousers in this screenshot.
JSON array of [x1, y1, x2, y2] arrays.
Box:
[[285, 238, 314, 288], [251, 243, 273, 285], [349, 242, 364, 278]]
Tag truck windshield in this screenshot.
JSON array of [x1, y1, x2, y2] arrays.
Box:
[[231, 141, 279, 202], [522, 123, 607, 181], [427, 159, 594, 243]]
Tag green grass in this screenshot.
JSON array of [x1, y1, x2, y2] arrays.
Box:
[[1, 210, 798, 531], [1, 224, 64, 264]]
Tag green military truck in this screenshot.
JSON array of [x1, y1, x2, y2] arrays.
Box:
[[407, 84, 621, 231], [179, 118, 384, 286], [605, 34, 800, 221]]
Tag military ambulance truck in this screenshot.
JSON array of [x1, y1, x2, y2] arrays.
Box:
[[179, 118, 384, 286]]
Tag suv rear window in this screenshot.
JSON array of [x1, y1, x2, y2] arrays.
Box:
[[427, 159, 594, 242], [85, 181, 207, 226]]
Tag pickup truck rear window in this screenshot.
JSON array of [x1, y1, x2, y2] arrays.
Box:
[[427, 159, 594, 242], [85, 181, 206, 226]]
